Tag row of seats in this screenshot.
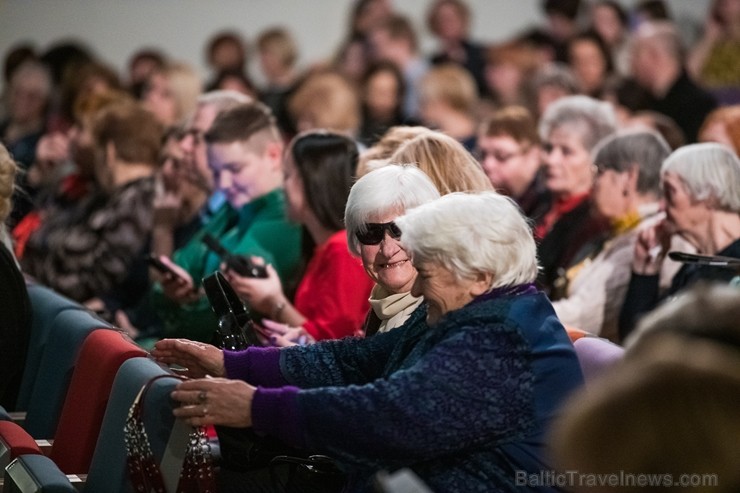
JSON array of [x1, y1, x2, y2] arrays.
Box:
[[0, 284, 183, 492]]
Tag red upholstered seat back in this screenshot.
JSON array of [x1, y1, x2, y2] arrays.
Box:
[[49, 329, 145, 474]]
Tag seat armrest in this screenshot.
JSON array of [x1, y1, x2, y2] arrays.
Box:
[[66, 473, 87, 492], [35, 438, 54, 455], [8, 411, 26, 426]]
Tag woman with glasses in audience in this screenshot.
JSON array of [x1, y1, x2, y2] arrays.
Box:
[[477, 105, 550, 224], [153, 190, 584, 492], [226, 131, 375, 345]]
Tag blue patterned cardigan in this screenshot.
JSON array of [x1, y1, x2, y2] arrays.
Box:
[[224, 289, 584, 492]]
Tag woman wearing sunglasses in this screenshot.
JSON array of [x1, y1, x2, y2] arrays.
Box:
[[153, 191, 583, 492], [224, 131, 375, 344]]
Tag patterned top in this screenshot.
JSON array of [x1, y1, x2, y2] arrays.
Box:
[[238, 289, 584, 492], [22, 177, 155, 303]]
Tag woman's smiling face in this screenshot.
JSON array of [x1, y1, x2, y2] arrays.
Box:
[[359, 210, 417, 294]]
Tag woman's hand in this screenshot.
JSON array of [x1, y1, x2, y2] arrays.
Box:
[[151, 338, 226, 378], [223, 262, 284, 315], [632, 220, 672, 276], [158, 256, 200, 304], [171, 378, 255, 427], [260, 319, 315, 347]]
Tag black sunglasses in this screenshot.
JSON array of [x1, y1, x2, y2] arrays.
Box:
[[355, 221, 402, 245]]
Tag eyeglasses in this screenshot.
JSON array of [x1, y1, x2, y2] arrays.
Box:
[[475, 146, 528, 163], [355, 221, 402, 245]]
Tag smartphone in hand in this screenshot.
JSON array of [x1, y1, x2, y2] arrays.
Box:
[[148, 254, 187, 282]]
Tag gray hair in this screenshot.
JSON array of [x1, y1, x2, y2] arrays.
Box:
[[530, 62, 579, 95], [634, 21, 685, 62], [539, 95, 618, 152], [592, 129, 671, 196], [661, 143, 740, 213], [395, 192, 539, 288], [345, 164, 441, 255]]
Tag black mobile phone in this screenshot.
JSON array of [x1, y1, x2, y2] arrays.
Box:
[[201, 234, 268, 278], [147, 254, 185, 280]]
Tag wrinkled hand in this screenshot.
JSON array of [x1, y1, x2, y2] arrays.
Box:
[[260, 319, 314, 347], [151, 338, 225, 378], [633, 220, 672, 275], [171, 378, 255, 427], [158, 256, 200, 304], [223, 261, 283, 315]]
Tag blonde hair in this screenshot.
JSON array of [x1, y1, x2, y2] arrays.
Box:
[[0, 144, 18, 223], [288, 70, 360, 134], [699, 105, 740, 155], [357, 126, 432, 177], [388, 130, 492, 194], [257, 27, 298, 69], [161, 62, 202, 125], [419, 64, 478, 114]]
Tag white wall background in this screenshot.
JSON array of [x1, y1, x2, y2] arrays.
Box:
[[0, 0, 710, 90]]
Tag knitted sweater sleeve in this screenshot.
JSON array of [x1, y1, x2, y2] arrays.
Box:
[[261, 322, 536, 471]]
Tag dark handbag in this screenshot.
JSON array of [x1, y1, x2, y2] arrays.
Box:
[[124, 374, 216, 493], [202, 271, 301, 471], [202, 271, 262, 349]]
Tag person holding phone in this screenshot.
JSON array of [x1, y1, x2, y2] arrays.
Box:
[[224, 131, 374, 344], [149, 101, 302, 343]]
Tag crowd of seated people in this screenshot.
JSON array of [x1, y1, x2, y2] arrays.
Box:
[[1, 0, 740, 491]]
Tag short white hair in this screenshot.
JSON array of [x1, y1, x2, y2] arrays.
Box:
[[662, 143, 740, 213], [395, 191, 539, 288], [345, 164, 440, 255], [539, 95, 618, 152]]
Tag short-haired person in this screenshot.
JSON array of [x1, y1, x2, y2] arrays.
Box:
[[152, 90, 250, 256], [536, 95, 617, 295], [142, 62, 202, 128], [619, 143, 740, 338], [150, 102, 302, 343], [550, 130, 671, 341], [152, 191, 584, 492], [346, 165, 441, 335], [478, 105, 549, 223], [22, 100, 163, 311], [222, 131, 375, 344]]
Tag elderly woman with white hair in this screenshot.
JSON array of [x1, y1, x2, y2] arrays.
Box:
[[536, 95, 618, 295], [619, 143, 740, 339], [152, 191, 584, 492]]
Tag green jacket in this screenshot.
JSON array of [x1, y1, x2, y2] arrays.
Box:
[[151, 189, 302, 342]]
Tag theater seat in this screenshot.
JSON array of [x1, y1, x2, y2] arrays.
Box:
[[3, 454, 77, 493], [23, 310, 113, 439], [15, 285, 84, 412], [0, 329, 145, 479]]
